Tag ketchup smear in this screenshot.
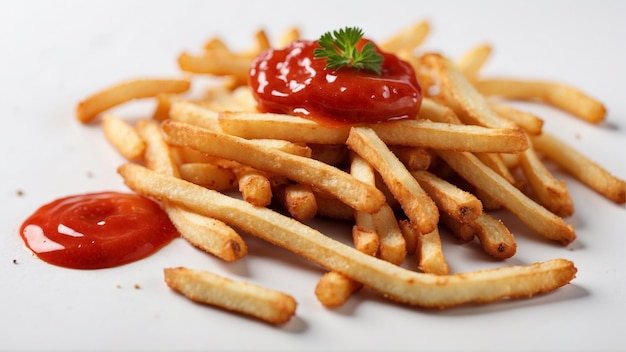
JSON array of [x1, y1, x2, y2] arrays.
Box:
[[20, 192, 178, 269], [249, 39, 422, 126]]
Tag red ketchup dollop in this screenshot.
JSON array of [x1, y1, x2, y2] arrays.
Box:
[[249, 39, 422, 126], [20, 192, 178, 269]]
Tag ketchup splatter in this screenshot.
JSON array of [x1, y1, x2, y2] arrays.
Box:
[[249, 39, 422, 126], [20, 192, 178, 269]]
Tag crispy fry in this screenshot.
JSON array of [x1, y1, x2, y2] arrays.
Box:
[[164, 267, 296, 325], [165, 208, 247, 262], [411, 169, 483, 224], [101, 114, 145, 160], [237, 168, 273, 207], [531, 132, 626, 204], [120, 163, 577, 308], [474, 79, 606, 124], [274, 183, 318, 222], [347, 126, 439, 234], [162, 120, 386, 213], [219, 111, 529, 153], [76, 78, 191, 123], [315, 271, 363, 308], [473, 213, 517, 259], [371, 204, 407, 266], [416, 227, 449, 275], [437, 150, 576, 245]]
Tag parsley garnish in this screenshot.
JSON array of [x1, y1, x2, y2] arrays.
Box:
[[313, 27, 384, 75]]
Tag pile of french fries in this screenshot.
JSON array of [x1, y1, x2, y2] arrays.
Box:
[[76, 21, 624, 325]]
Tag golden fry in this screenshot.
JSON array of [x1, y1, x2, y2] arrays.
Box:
[[101, 114, 145, 160], [164, 267, 296, 325], [76, 78, 190, 123]]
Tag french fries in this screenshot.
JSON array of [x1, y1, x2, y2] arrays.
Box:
[[73, 21, 626, 324], [120, 163, 577, 308]]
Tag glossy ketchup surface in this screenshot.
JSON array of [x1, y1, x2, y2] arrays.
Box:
[[249, 39, 422, 126], [20, 192, 178, 269]]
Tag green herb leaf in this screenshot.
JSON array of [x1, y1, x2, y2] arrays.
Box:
[[314, 27, 384, 75]]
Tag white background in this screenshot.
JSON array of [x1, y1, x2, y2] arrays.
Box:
[[1, 1, 625, 351]]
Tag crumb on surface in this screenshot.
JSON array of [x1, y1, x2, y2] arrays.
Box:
[[12, 259, 18, 264], [16, 189, 24, 196], [134, 284, 141, 289]]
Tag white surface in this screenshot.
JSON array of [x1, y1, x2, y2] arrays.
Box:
[[1, 1, 625, 351]]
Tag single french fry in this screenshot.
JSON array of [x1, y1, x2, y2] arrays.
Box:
[[437, 150, 576, 245], [518, 136, 574, 217], [237, 168, 273, 207], [76, 78, 191, 123], [274, 183, 318, 222], [531, 132, 626, 204], [347, 126, 439, 234], [162, 120, 386, 214], [411, 169, 483, 224], [349, 154, 381, 256], [473, 213, 517, 259], [164, 267, 296, 325], [380, 20, 430, 54], [457, 43, 492, 82], [119, 163, 577, 308], [352, 225, 380, 257], [315, 271, 363, 308], [219, 111, 529, 153], [165, 207, 247, 262], [474, 79, 606, 124], [152, 93, 181, 121], [101, 114, 145, 160], [178, 162, 237, 191], [416, 227, 449, 275]]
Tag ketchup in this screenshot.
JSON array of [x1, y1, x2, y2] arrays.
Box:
[[20, 192, 178, 269], [249, 39, 422, 126]]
